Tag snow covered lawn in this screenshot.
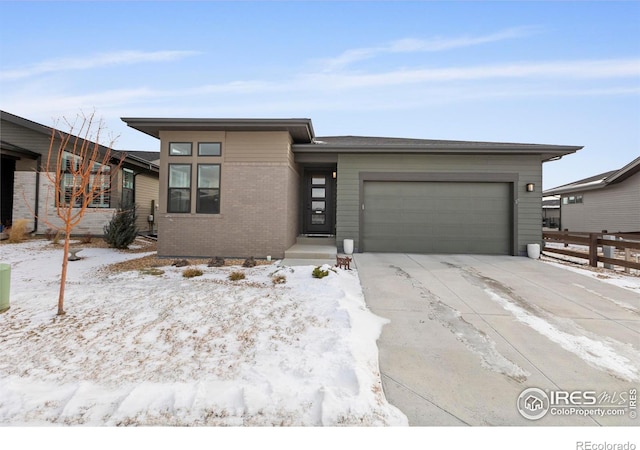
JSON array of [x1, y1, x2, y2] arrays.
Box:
[[0, 239, 407, 426]]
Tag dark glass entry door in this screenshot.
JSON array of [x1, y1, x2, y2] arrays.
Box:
[[303, 170, 335, 235]]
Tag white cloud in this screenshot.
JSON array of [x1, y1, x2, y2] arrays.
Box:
[[0, 50, 201, 81], [303, 58, 640, 90], [319, 26, 541, 71]]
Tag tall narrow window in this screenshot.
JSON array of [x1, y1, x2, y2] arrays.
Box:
[[168, 164, 191, 213], [122, 168, 135, 208], [197, 164, 220, 214], [89, 165, 111, 208]]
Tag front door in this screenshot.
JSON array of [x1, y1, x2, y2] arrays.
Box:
[[303, 170, 335, 235]]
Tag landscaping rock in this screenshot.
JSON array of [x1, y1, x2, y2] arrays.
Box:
[[208, 256, 225, 267], [242, 257, 256, 268], [171, 259, 190, 267]]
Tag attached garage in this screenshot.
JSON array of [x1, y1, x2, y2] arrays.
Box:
[[362, 180, 513, 254]]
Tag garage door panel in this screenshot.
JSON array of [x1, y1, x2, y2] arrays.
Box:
[[363, 181, 511, 254]]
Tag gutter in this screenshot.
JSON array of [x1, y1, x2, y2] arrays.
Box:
[[33, 154, 41, 234]]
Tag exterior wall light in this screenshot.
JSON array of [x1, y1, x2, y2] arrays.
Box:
[[526, 183, 535, 192]]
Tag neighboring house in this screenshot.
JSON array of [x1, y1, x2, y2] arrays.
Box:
[[122, 117, 582, 258], [0, 111, 159, 236], [542, 197, 560, 229], [543, 156, 640, 233]]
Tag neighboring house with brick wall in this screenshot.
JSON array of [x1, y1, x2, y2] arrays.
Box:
[[123, 116, 582, 259], [543, 156, 640, 233], [1, 111, 159, 236]]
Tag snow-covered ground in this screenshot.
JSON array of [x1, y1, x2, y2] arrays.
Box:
[[0, 239, 407, 426]]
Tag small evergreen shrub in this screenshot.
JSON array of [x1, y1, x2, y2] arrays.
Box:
[[312, 266, 329, 279], [182, 268, 203, 278], [229, 271, 246, 281], [103, 206, 138, 249]]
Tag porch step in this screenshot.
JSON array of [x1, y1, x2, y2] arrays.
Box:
[[296, 235, 336, 246], [284, 243, 337, 260]]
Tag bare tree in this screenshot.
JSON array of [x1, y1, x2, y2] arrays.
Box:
[[39, 111, 124, 315]]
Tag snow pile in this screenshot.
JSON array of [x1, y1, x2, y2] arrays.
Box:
[[0, 240, 407, 426]]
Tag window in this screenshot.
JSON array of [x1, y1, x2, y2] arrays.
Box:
[[60, 152, 111, 208], [62, 173, 82, 207], [168, 164, 191, 213], [198, 142, 221, 156], [122, 168, 134, 208], [563, 195, 583, 205], [197, 164, 220, 214], [169, 142, 192, 156], [90, 168, 111, 208]]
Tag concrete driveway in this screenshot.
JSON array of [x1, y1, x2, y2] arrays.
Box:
[[354, 253, 640, 426]]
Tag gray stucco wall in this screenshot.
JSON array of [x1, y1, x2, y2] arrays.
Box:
[[336, 153, 543, 255], [560, 174, 640, 232]]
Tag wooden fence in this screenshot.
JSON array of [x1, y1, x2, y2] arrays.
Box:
[[542, 230, 640, 272]]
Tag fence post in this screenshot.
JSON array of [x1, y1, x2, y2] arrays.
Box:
[[625, 247, 631, 274], [564, 229, 569, 248], [589, 233, 599, 267]]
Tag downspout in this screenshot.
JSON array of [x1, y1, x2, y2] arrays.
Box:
[[33, 154, 41, 234]]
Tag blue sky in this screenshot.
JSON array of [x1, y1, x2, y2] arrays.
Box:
[[1, 1, 639, 190]]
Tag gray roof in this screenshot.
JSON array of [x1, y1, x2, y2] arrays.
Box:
[[297, 135, 582, 161], [121, 117, 315, 144], [123, 151, 160, 163], [1, 110, 158, 173], [544, 156, 640, 195]]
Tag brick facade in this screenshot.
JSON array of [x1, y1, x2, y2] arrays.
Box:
[[158, 162, 299, 258]]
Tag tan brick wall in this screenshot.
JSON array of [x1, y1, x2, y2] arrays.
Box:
[[156, 130, 300, 258], [157, 163, 295, 258]]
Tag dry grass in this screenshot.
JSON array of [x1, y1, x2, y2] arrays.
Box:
[[183, 268, 204, 278], [228, 271, 246, 281], [7, 219, 29, 243]]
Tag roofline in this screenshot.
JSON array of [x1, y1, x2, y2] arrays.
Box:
[[543, 180, 606, 196], [293, 143, 582, 160], [544, 155, 640, 196], [121, 117, 315, 143], [605, 156, 640, 184], [114, 151, 159, 173], [1, 110, 55, 137]]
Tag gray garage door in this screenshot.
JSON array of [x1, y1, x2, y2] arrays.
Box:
[[362, 181, 512, 254]]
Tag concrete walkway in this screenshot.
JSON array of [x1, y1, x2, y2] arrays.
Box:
[[354, 253, 640, 426]]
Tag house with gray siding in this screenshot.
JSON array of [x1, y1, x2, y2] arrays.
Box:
[[122, 117, 582, 258], [1, 111, 160, 236], [543, 156, 640, 233]]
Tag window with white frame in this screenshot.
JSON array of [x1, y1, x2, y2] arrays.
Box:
[[60, 152, 111, 208]]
